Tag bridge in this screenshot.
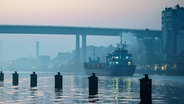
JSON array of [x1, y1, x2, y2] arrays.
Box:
[[0, 25, 162, 62]]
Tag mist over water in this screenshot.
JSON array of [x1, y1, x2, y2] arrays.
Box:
[[0, 34, 76, 61], [122, 33, 145, 52], [121, 33, 145, 64]]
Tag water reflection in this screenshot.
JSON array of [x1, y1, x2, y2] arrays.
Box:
[[0, 72, 183, 103], [110, 77, 133, 103], [0, 81, 3, 87], [11, 86, 19, 101], [88, 94, 99, 103], [54, 90, 63, 103], [29, 88, 38, 100], [152, 79, 184, 104], [111, 77, 120, 103]]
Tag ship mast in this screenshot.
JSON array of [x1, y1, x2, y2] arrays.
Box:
[[120, 34, 123, 44], [119, 34, 126, 49]]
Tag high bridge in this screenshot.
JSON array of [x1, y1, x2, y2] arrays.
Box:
[[0, 25, 162, 62]]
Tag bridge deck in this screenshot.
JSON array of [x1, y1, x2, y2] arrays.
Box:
[[0, 25, 162, 37]]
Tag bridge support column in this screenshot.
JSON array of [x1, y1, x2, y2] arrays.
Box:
[[76, 34, 80, 61], [82, 34, 86, 62]]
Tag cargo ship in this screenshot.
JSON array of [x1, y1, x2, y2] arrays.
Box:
[[84, 35, 136, 76]]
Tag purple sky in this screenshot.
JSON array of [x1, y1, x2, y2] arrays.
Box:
[[0, 0, 184, 60]]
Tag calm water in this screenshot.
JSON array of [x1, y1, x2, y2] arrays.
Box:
[[0, 71, 184, 104]]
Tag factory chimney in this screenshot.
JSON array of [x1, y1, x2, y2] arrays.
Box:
[[36, 41, 39, 59], [36, 41, 40, 69]]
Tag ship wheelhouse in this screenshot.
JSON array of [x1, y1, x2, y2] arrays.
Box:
[[106, 42, 133, 66]]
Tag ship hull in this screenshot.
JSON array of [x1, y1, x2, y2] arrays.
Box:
[[85, 64, 135, 76]]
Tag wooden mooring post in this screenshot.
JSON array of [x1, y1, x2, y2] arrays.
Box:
[[139, 74, 152, 104], [0, 71, 4, 81], [88, 73, 98, 95], [55, 72, 63, 90], [12, 71, 19, 86], [30, 72, 37, 87]]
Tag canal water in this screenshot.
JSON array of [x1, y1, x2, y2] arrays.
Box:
[[0, 71, 184, 104]]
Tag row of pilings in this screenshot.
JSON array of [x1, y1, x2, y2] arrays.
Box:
[[0, 71, 152, 104]]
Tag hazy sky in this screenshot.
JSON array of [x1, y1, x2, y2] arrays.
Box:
[[0, 0, 184, 61]]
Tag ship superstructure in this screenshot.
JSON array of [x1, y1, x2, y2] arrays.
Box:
[[84, 35, 136, 76]]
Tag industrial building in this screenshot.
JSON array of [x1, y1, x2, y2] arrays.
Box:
[[162, 5, 184, 61]]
